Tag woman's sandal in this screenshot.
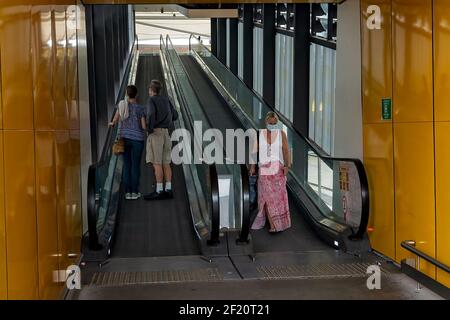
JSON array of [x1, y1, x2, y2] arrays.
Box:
[[269, 228, 277, 233]]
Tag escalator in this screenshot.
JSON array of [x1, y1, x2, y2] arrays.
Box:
[[178, 35, 371, 254], [180, 54, 328, 253], [112, 54, 200, 258], [82, 42, 229, 262]]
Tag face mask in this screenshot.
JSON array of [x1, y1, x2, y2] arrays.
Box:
[[267, 123, 280, 131]]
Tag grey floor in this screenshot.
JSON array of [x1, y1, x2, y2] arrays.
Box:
[[69, 266, 443, 300]]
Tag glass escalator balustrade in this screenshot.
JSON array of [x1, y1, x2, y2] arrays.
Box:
[[163, 36, 247, 234], [88, 43, 139, 250]]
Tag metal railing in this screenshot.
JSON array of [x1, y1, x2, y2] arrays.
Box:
[[401, 240, 450, 294], [401, 240, 450, 274]]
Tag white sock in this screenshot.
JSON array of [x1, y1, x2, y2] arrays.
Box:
[[156, 183, 164, 193], [165, 182, 172, 191]]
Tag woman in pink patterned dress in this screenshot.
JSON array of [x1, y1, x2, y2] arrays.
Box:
[[250, 112, 291, 233]]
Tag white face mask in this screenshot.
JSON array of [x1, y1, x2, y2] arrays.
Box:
[[266, 122, 280, 131]]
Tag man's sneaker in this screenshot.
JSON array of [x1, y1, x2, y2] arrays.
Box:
[[144, 191, 164, 200], [163, 190, 174, 199], [131, 192, 141, 200], [125, 193, 132, 200]]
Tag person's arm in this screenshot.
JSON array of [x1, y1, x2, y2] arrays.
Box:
[[282, 131, 291, 176], [109, 110, 120, 126], [249, 131, 259, 176], [141, 115, 147, 131]]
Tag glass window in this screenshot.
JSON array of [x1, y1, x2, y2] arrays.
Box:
[[226, 19, 230, 68], [309, 43, 336, 155], [238, 21, 244, 79], [253, 27, 263, 95], [275, 33, 294, 122]]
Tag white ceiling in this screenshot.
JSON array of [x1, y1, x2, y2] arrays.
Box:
[[135, 6, 211, 46]]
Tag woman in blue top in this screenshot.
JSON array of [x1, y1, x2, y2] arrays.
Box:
[[110, 85, 147, 200]]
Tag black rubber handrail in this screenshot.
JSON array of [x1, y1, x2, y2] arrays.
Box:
[[162, 34, 221, 245], [87, 36, 138, 250], [208, 164, 220, 245], [401, 241, 450, 274], [238, 164, 251, 243], [189, 34, 370, 240]]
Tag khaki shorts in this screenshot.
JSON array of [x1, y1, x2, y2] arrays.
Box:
[[146, 128, 172, 164]]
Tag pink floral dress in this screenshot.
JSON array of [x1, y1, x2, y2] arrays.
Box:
[[251, 131, 291, 232]]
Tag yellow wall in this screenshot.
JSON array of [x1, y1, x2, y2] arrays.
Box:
[[433, 0, 450, 287], [362, 0, 450, 287], [0, 132, 7, 299], [361, 0, 396, 260], [0, 1, 82, 299]]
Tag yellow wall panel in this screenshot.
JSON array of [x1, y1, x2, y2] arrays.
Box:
[[361, 0, 392, 124], [55, 131, 71, 272], [35, 131, 60, 299], [394, 122, 436, 278], [0, 132, 7, 299], [67, 6, 80, 132], [32, 6, 55, 130], [53, 7, 69, 131], [434, 0, 450, 122], [392, 0, 433, 123], [70, 131, 82, 262], [363, 123, 395, 259], [434, 122, 450, 287], [0, 1, 82, 299], [0, 5, 34, 130], [4, 131, 38, 299], [0, 49, 3, 130]]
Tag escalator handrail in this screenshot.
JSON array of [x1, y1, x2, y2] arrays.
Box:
[[162, 34, 221, 245], [166, 35, 252, 243], [87, 36, 139, 250], [189, 34, 370, 240], [238, 164, 251, 243]]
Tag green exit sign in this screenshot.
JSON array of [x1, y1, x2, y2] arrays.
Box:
[[382, 98, 392, 120]]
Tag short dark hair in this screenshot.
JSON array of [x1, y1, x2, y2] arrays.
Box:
[[149, 80, 162, 95], [127, 85, 138, 99]]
